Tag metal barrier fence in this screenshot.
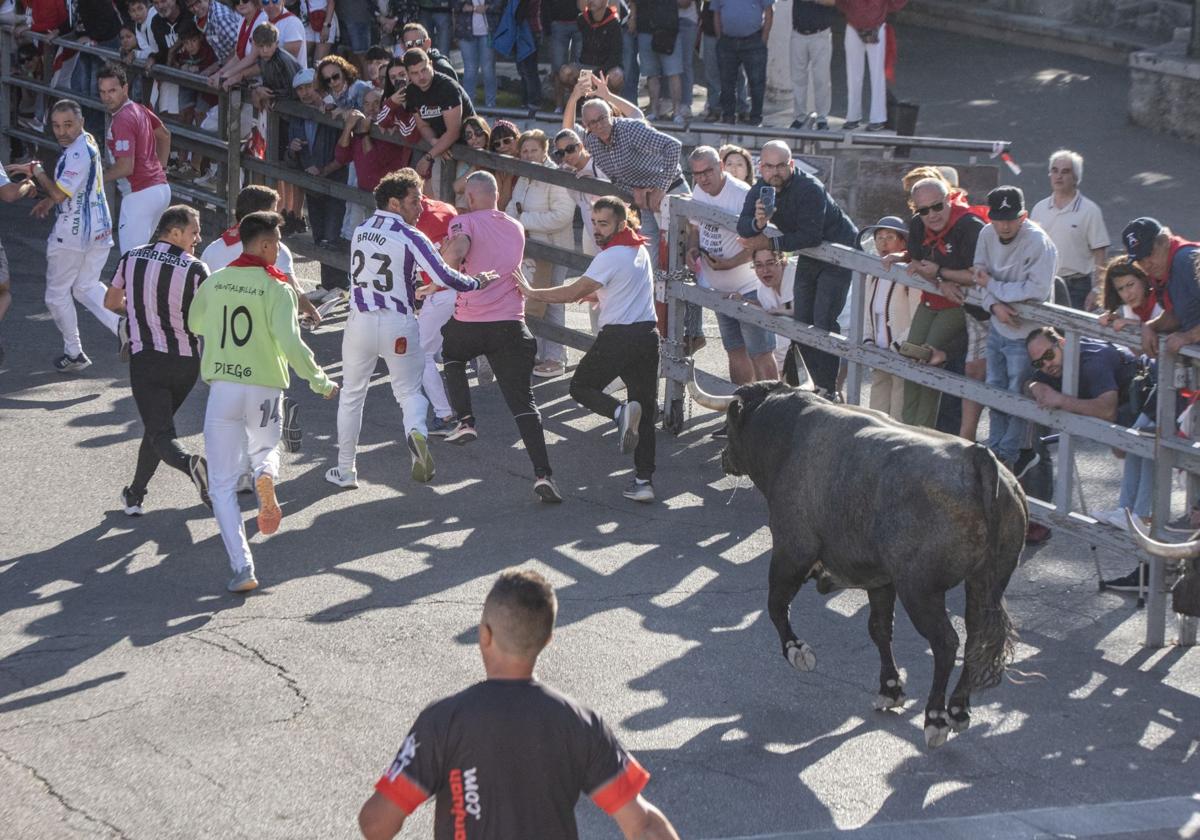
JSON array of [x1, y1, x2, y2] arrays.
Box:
[[660, 198, 1200, 649]]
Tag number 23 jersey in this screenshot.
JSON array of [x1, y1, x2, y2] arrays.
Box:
[[349, 209, 479, 316]]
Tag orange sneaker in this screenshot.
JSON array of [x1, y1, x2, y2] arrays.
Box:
[[255, 473, 282, 535]]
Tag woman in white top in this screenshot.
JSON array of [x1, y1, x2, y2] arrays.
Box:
[[859, 216, 922, 420], [510, 129, 576, 377]]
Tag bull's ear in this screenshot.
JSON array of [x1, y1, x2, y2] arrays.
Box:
[[766, 379, 790, 394]]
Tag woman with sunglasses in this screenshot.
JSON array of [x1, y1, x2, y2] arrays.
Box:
[[488, 119, 520, 211], [453, 116, 491, 209], [510, 130, 575, 378], [316, 54, 373, 111]]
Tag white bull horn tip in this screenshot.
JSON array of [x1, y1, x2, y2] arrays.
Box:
[[687, 375, 737, 412], [1127, 511, 1200, 559]]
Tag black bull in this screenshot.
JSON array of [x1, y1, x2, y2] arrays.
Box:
[[717, 381, 1027, 748]]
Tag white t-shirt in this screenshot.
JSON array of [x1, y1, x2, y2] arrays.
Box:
[[201, 229, 295, 276], [1029, 191, 1109, 277], [689, 175, 757, 296], [51, 132, 113, 250], [270, 11, 309, 69], [586, 244, 657, 328]]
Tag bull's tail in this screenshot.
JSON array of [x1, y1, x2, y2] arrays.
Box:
[[965, 445, 1020, 692]]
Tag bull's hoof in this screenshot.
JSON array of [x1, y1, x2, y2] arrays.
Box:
[[873, 679, 906, 711], [924, 711, 950, 749], [785, 640, 817, 672], [948, 705, 970, 733]]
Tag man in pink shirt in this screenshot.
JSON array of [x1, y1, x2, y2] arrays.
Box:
[[98, 63, 172, 255], [434, 170, 560, 503]]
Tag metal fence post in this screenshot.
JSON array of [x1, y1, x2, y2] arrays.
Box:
[[1146, 337, 1177, 645], [845, 270, 864, 405], [223, 89, 241, 226], [662, 197, 687, 434], [1053, 328, 1081, 514]]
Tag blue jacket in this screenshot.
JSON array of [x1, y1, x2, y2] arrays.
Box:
[[737, 169, 858, 251], [492, 0, 537, 60]]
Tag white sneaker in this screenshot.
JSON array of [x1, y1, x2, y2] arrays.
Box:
[[325, 466, 359, 489], [227, 566, 258, 593], [306, 287, 333, 303], [616, 400, 641, 454], [1093, 508, 1129, 530], [623, 478, 655, 503], [236, 472, 255, 494]]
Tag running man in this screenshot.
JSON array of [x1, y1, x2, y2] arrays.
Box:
[[103, 205, 211, 516], [518, 196, 660, 502], [326, 169, 492, 489], [436, 171, 561, 503], [0, 162, 38, 365], [187, 211, 339, 593], [97, 63, 172, 255], [21, 98, 125, 372], [358, 568, 681, 840]]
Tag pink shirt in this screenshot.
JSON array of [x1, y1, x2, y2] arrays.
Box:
[[448, 210, 526, 322], [107, 100, 167, 193]]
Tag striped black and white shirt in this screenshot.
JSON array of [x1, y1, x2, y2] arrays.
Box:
[[111, 241, 209, 356]]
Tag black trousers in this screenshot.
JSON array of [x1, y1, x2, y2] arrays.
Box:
[[792, 256, 852, 393], [569, 321, 660, 480], [441, 318, 553, 477], [129, 350, 200, 495], [305, 190, 350, 291]]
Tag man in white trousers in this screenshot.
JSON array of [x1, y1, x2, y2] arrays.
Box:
[[22, 98, 125, 372], [412, 192, 459, 434], [97, 63, 173, 254], [839, 0, 894, 131], [188, 212, 338, 593], [325, 169, 492, 490]]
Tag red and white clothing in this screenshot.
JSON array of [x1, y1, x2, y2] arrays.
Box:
[[107, 99, 171, 254], [111, 241, 209, 356], [415, 196, 458, 421], [201, 225, 296, 277], [235, 9, 269, 60], [267, 9, 308, 68], [299, 0, 337, 44]]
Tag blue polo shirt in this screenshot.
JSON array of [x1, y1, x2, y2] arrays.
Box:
[[711, 0, 774, 37], [1164, 243, 1200, 331]]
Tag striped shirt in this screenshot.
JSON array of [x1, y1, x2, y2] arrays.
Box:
[[349, 210, 480, 315], [111, 241, 209, 356]]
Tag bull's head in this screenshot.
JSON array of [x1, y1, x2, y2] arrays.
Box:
[[688, 376, 795, 477], [1126, 511, 1200, 559], [1127, 511, 1200, 618]]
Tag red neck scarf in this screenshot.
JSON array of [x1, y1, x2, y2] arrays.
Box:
[[602, 226, 648, 251], [220, 225, 240, 246], [1131, 291, 1159, 322], [230, 252, 290, 284], [920, 190, 972, 256]]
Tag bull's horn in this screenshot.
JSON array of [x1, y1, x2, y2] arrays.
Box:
[[1127, 511, 1200, 559], [687, 375, 737, 412]]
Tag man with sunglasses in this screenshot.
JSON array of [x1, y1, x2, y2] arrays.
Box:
[[736, 139, 857, 398], [399, 21, 459, 80]]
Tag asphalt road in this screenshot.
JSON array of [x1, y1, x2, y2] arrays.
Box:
[[3, 25, 1200, 840]]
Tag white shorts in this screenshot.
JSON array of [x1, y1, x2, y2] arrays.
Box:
[[965, 313, 989, 364], [118, 183, 172, 256]]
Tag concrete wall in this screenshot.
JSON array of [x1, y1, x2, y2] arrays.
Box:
[[1130, 43, 1200, 143]]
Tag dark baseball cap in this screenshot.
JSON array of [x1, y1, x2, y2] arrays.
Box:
[[987, 186, 1025, 221], [1122, 217, 1163, 261]]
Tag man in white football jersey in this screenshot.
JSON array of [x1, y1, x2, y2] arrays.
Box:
[[325, 169, 494, 489], [21, 98, 125, 372]]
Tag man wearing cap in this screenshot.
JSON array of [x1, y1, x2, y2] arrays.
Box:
[[1029, 149, 1109, 312], [1122, 217, 1200, 357], [973, 185, 1056, 476], [860, 215, 919, 420]]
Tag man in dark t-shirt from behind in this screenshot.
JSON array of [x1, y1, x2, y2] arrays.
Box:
[[358, 568, 681, 840]]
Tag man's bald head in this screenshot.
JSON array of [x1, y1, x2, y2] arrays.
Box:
[[760, 140, 792, 166], [465, 170, 498, 210], [481, 568, 557, 660]]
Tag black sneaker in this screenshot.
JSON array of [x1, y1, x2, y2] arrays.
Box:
[[1103, 565, 1148, 593], [1012, 448, 1040, 480], [444, 420, 478, 445], [54, 352, 91, 373], [121, 486, 145, 516], [534, 475, 563, 503], [188, 454, 211, 508], [789, 119, 805, 130], [117, 316, 131, 362], [282, 398, 302, 453], [842, 120, 862, 131]]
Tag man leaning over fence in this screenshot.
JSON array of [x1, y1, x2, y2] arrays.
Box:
[[736, 139, 857, 398], [1123, 217, 1200, 359]]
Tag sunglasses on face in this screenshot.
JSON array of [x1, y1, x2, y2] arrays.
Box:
[[321, 71, 342, 83], [263, 0, 281, 5], [551, 143, 579, 161], [915, 201, 945, 217], [403, 38, 423, 47], [491, 137, 514, 150], [1030, 347, 1056, 370]]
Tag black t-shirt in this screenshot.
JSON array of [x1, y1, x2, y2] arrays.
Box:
[[374, 679, 649, 840], [405, 72, 476, 138], [1032, 338, 1137, 400], [907, 212, 984, 271]]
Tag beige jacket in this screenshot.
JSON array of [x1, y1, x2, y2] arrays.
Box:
[[510, 159, 576, 251], [862, 275, 922, 348]]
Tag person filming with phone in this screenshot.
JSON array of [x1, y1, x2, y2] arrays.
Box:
[[736, 139, 858, 398]]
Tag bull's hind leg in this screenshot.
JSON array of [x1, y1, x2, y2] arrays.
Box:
[[767, 546, 817, 672], [946, 585, 987, 734], [896, 585, 959, 749], [867, 584, 905, 711]]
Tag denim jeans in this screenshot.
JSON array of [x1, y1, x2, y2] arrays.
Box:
[[621, 28, 640, 101], [548, 19, 581, 69], [716, 32, 766, 121], [792, 256, 851, 393], [677, 17, 697, 109], [516, 38, 543, 108], [1119, 412, 1156, 518], [985, 328, 1033, 464], [419, 9, 452, 56], [460, 34, 497, 106], [701, 33, 746, 115]]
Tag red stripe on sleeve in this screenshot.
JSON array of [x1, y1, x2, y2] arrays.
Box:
[[590, 757, 650, 815], [374, 773, 430, 815]]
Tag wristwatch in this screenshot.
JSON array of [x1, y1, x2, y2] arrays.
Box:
[[934, 267, 945, 284]]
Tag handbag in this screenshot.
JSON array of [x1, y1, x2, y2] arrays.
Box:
[[1129, 362, 1157, 423]]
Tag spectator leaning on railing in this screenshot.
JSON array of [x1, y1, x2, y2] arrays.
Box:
[[1122, 217, 1200, 358]]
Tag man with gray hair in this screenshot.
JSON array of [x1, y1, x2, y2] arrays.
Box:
[[736, 139, 857, 396], [1029, 148, 1110, 311], [687, 145, 777, 385]]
